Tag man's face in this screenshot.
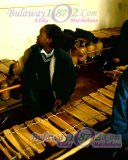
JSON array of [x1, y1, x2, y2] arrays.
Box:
[[37, 27, 52, 48]]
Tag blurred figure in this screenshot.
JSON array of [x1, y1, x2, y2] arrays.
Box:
[[112, 19, 128, 65], [111, 67, 128, 159], [98, 19, 128, 71]]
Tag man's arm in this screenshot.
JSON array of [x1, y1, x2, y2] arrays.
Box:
[[111, 69, 128, 147]]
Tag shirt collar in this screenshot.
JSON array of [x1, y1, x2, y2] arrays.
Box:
[[40, 48, 54, 58]]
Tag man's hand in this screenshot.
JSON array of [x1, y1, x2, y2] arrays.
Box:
[[52, 99, 62, 114]]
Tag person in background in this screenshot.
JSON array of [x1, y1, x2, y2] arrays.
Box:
[[112, 19, 128, 65], [98, 19, 128, 71], [10, 24, 77, 118], [111, 67, 128, 159]]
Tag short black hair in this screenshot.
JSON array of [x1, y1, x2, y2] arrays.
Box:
[[44, 24, 63, 48]]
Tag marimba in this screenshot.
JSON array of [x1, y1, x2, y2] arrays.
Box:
[[0, 81, 118, 160]]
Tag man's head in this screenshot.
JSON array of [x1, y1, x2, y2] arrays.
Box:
[[37, 24, 63, 49]]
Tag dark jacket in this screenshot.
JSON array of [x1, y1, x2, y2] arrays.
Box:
[[111, 68, 128, 147], [21, 44, 77, 114]]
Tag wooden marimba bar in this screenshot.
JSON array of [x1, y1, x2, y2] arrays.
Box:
[[0, 81, 117, 160], [104, 65, 128, 80]]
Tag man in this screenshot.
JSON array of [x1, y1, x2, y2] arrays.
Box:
[[13, 24, 76, 118], [111, 19, 128, 65], [111, 67, 128, 159]]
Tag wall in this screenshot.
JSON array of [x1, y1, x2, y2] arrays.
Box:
[[0, 0, 127, 60]]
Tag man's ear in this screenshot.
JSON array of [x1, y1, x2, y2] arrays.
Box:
[[48, 38, 52, 44]]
